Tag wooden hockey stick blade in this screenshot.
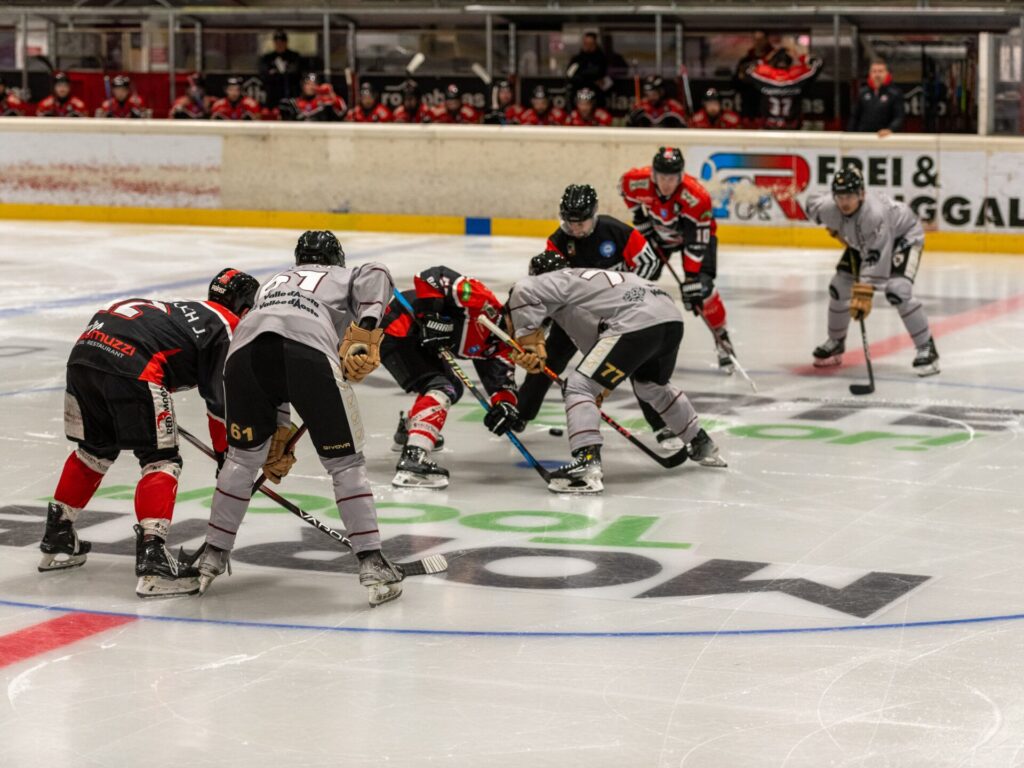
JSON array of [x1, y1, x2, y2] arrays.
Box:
[[406, 52, 425, 75], [471, 62, 492, 85]]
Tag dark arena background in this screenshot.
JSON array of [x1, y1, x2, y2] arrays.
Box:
[[1, 2, 1024, 766]]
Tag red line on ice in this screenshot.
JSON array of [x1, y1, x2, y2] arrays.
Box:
[[793, 291, 1024, 376], [0, 612, 135, 669]]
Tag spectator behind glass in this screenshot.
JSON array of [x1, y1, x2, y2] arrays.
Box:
[[848, 60, 905, 137], [733, 30, 773, 126], [259, 29, 302, 108], [567, 31, 610, 101]]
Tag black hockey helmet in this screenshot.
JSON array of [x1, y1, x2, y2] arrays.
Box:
[[497, 79, 513, 91], [111, 75, 131, 89], [302, 72, 319, 84], [54, 71, 70, 85], [575, 87, 597, 104], [208, 268, 259, 317], [401, 79, 420, 96], [642, 75, 664, 95], [529, 250, 569, 276], [359, 81, 376, 97], [445, 84, 461, 101], [560, 184, 598, 222], [295, 230, 344, 267], [187, 72, 205, 90], [531, 85, 548, 101], [652, 146, 685, 175], [831, 165, 864, 195], [703, 87, 721, 104], [226, 76, 244, 88]]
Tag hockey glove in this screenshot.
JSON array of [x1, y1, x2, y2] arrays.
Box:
[[509, 328, 547, 374], [850, 282, 874, 320], [420, 314, 457, 352], [263, 424, 298, 485], [339, 322, 384, 382], [484, 401, 526, 436], [681, 274, 713, 315]]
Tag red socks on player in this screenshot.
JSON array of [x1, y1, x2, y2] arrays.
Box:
[[407, 391, 451, 451], [701, 292, 727, 330], [53, 451, 105, 513]]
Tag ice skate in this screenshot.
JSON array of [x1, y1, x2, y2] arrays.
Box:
[[714, 329, 736, 374], [687, 429, 728, 468], [812, 337, 845, 368], [547, 445, 603, 494], [391, 411, 443, 453], [38, 502, 91, 572], [189, 542, 231, 595], [392, 446, 450, 489], [913, 338, 940, 377], [358, 550, 404, 606], [134, 522, 200, 599], [655, 427, 685, 451]]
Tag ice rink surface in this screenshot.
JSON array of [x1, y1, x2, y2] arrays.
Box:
[[1, 220, 1023, 767]]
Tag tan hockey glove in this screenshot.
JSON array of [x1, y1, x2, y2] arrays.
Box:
[[339, 322, 384, 382], [509, 328, 547, 374], [850, 282, 874, 320], [263, 424, 298, 484]]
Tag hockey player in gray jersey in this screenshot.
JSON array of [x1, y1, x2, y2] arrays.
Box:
[[807, 166, 939, 375], [191, 231, 404, 605], [503, 251, 725, 494]]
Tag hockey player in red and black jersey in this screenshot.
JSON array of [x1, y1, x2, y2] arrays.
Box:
[[392, 80, 433, 124], [96, 75, 149, 119], [519, 85, 568, 126], [496, 80, 525, 124], [36, 72, 88, 118], [0, 75, 29, 116], [379, 266, 516, 489], [211, 77, 261, 121], [279, 72, 347, 122], [744, 45, 822, 130], [431, 84, 482, 124], [38, 269, 259, 599], [515, 184, 685, 449], [687, 88, 741, 130], [627, 76, 687, 128], [170, 73, 214, 119], [346, 82, 393, 123], [620, 147, 739, 374], [567, 88, 612, 127]]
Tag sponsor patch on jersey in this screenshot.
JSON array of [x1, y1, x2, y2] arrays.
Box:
[[892, 250, 905, 268], [629, 179, 650, 191], [599, 240, 616, 258], [460, 280, 472, 303], [623, 286, 646, 303], [681, 190, 699, 207]]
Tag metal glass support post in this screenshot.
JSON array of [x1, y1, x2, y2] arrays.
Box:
[[168, 12, 176, 106], [509, 22, 516, 76], [655, 13, 663, 74], [347, 22, 356, 73], [20, 13, 28, 90], [323, 13, 331, 76], [977, 31, 994, 135], [195, 21, 202, 73], [833, 13, 841, 124], [485, 13, 493, 77], [675, 23, 683, 73]]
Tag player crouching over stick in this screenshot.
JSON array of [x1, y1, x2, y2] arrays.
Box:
[[502, 251, 725, 494], [189, 231, 407, 606]]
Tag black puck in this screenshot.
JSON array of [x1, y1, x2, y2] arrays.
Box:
[[549, 427, 564, 436]]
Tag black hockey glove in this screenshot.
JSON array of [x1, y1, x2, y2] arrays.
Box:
[[680, 274, 714, 315], [420, 314, 457, 352], [484, 400, 526, 436]]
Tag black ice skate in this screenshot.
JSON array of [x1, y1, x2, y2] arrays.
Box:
[[655, 427, 685, 451], [391, 411, 444, 453], [392, 446, 450, 489], [547, 445, 603, 494], [38, 502, 91, 572], [812, 337, 846, 368], [913, 338, 940, 377], [714, 329, 737, 374], [134, 524, 200, 599], [687, 429, 728, 468], [358, 550, 404, 606]]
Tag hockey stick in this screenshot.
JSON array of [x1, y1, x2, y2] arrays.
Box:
[[849, 317, 875, 396], [651, 247, 758, 392], [390, 290, 553, 483], [251, 424, 307, 494], [477, 315, 689, 469], [178, 426, 447, 578]]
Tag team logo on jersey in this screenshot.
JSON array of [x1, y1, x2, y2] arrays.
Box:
[[599, 240, 616, 258], [892, 250, 906, 269]]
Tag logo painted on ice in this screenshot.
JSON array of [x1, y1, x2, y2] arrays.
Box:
[[700, 152, 811, 221], [599, 240, 616, 258]]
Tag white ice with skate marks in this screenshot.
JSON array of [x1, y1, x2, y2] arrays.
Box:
[[1, 221, 1024, 767]]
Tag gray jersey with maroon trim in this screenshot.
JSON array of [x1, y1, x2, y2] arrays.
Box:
[[231, 263, 394, 359], [509, 268, 681, 347], [805, 191, 924, 282]]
